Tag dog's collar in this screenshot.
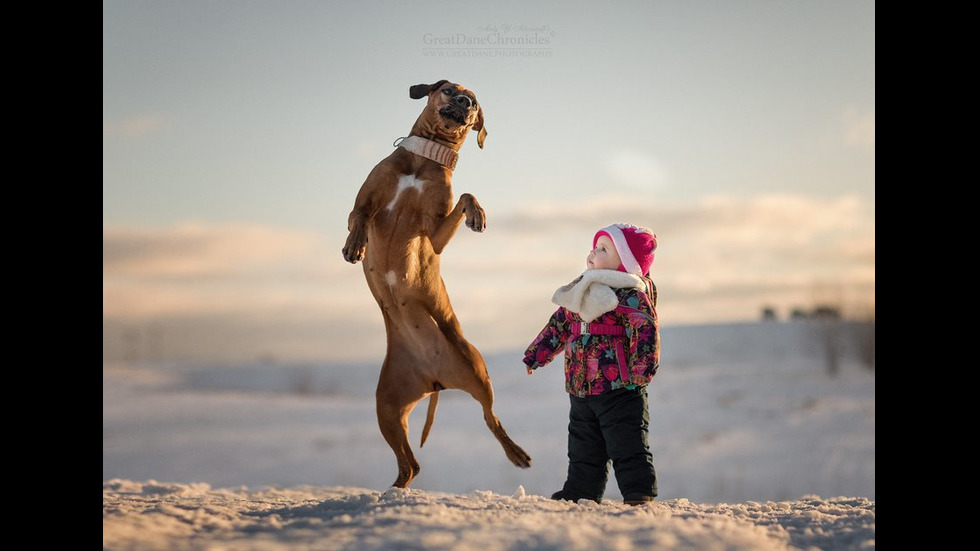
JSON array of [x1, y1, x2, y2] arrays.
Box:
[[394, 136, 458, 171]]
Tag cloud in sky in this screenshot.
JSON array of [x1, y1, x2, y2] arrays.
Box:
[[458, 192, 874, 322], [103, 193, 874, 364], [606, 150, 667, 189], [103, 223, 365, 319], [843, 108, 875, 149], [103, 114, 165, 139], [104, 223, 319, 278]]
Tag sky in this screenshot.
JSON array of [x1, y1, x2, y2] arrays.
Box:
[[103, 0, 875, 364]]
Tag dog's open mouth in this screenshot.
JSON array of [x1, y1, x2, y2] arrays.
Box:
[[439, 106, 468, 125]]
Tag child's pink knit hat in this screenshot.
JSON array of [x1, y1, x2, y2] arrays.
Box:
[[593, 223, 657, 276]]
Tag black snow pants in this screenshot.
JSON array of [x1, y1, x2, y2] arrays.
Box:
[[559, 386, 658, 503]]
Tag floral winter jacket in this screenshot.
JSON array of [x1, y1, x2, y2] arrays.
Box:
[[523, 270, 660, 397]]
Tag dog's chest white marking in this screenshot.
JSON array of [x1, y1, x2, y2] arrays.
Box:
[[387, 174, 426, 211], [385, 270, 398, 288]]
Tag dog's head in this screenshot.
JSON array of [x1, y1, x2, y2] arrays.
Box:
[[409, 80, 487, 149]]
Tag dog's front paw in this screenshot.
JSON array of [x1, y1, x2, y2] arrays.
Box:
[[343, 231, 367, 264], [461, 193, 486, 233]]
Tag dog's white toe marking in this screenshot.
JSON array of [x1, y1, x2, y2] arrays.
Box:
[[386, 174, 426, 211]]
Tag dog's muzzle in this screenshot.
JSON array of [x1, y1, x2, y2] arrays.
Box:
[[439, 95, 472, 125]]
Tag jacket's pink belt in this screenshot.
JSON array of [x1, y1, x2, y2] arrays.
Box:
[[570, 322, 626, 336]]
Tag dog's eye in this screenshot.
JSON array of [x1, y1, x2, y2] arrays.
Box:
[[443, 89, 452, 95]]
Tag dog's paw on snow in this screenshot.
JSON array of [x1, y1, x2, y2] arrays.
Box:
[[380, 487, 412, 501]]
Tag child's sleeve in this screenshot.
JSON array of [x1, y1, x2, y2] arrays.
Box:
[[625, 290, 660, 384], [523, 307, 571, 371]]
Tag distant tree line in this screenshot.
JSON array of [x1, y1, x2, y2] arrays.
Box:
[[760, 303, 875, 375]]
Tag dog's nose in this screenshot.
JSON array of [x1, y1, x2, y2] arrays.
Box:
[[453, 95, 472, 109]]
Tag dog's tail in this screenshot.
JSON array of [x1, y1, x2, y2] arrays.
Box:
[[420, 391, 440, 447]]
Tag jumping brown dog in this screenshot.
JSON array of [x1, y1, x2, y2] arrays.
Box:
[[342, 80, 532, 488]]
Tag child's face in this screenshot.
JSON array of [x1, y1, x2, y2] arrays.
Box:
[[587, 235, 622, 271]]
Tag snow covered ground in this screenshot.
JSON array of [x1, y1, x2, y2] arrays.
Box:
[[104, 321, 874, 549], [103, 480, 874, 550]]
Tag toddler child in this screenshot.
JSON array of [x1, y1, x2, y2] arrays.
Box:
[[524, 223, 659, 505]]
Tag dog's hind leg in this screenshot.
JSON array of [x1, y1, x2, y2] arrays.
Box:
[[376, 363, 425, 488], [376, 396, 421, 488], [438, 333, 532, 470], [466, 374, 533, 470]]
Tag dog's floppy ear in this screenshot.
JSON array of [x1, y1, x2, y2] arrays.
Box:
[[474, 107, 487, 149], [409, 80, 450, 99]]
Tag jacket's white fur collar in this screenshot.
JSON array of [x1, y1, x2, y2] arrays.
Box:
[[551, 269, 645, 322]]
